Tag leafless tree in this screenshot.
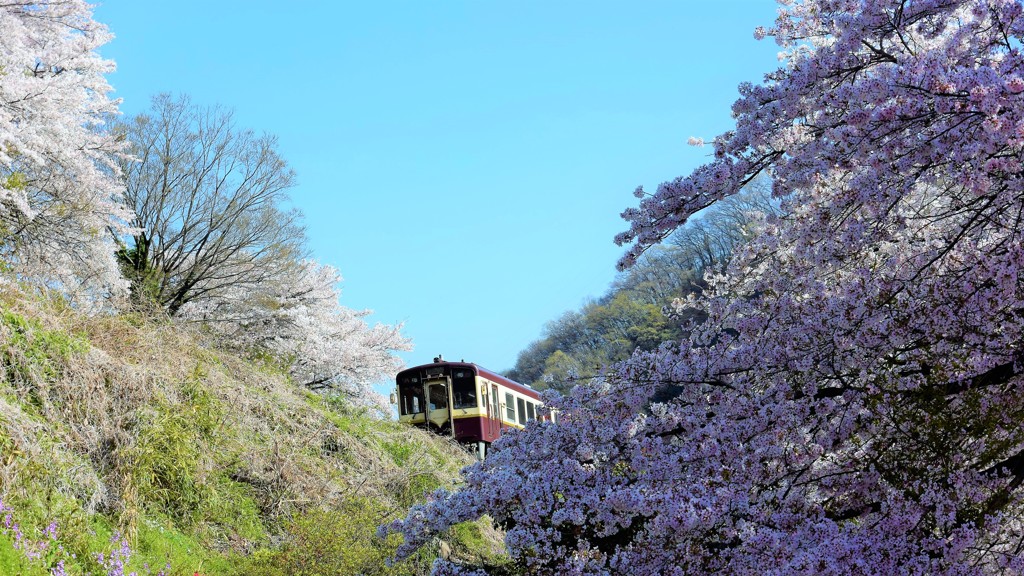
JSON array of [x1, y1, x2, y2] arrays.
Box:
[[115, 94, 306, 315], [667, 176, 779, 276]]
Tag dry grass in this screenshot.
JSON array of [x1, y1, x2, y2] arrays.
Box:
[[0, 281, 479, 570]]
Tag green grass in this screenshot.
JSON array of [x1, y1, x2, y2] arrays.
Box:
[[0, 536, 48, 576], [234, 495, 428, 576], [0, 286, 494, 575], [134, 514, 239, 575], [310, 393, 375, 439], [194, 471, 267, 545], [381, 439, 415, 467], [1, 310, 88, 390]]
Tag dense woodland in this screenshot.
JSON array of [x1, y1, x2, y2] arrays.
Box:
[[505, 181, 777, 393]]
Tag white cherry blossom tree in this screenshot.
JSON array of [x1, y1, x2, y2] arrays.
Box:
[[0, 0, 129, 305], [178, 260, 410, 407]]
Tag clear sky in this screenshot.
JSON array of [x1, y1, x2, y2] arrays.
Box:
[[92, 1, 782, 379]]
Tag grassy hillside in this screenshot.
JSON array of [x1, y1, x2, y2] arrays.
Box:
[[0, 283, 503, 575]]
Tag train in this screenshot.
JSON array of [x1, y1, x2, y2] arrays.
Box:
[[392, 356, 551, 458]]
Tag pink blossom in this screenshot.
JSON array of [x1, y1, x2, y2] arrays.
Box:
[[387, 0, 1024, 573]]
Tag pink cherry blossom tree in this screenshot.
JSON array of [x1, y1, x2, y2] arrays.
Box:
[[0, 1, 130, 305], [384, 1, 1024, 573]]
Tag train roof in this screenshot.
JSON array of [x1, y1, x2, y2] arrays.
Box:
[[397, 360, 540, 398]]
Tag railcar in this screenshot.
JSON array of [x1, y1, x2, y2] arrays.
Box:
[[393, 356, 551, 458]]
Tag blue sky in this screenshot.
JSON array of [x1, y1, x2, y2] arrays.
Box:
[[93, 1, 782, 377]]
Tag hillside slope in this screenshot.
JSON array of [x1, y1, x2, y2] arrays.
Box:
[[0, 284, 502, 575]]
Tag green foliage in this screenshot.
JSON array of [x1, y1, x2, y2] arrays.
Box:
[[507, 185, 778, 392], [309, 393, 457, 508], [1, 310, 88, 383], [310, 395, 482, 541], [0, 506, 109, 576], [448, 520, 508, 565], [0, 173, 25, 241], [0, 285, 490, 575], [381, 439, 415, 467], [2, 172, 27, 191], [0, 535, 48, 576], [237, 497, 425, 576], [246, 348, 293, 378], [0, 499, 244, 576], [450, 521, 487, 553], [506, 292, 685, 393], [312, 394, 375, 440], [121, 364, 223, 533], [398, 472, 445, 511], [195, 472, 267, 545], [116, 236, 167, 309], [123, 406, 206, 527], [134, 514, 238, 575], [539, 350, 576, 389]]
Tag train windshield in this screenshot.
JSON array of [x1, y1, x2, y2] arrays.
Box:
[[452, 368, 477, 409], [397, 378, 423, 415], [428, 384, 448, 410]]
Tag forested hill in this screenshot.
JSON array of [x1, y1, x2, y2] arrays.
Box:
[[0, 282, 503, 575], [506, 182, 776, 392]]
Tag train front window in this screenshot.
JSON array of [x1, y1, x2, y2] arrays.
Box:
[[398, 382, 423, 415], [452, 369, 478, 409], [428, 384, 448, 410]]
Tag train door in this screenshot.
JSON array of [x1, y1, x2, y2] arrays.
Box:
[[490, 384, 500, 439], [425, 378, 452, 435], [481, 382, 491, 439]]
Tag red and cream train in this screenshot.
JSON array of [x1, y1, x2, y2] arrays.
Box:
[[393, 356, 551, 458]]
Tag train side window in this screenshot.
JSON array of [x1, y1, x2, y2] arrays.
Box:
[[452, 370, 477, 409], [492, 387, 499, 415], [505, 392, 515, 422], [517, 398, 527, 425], [526, 402, 535, 421]]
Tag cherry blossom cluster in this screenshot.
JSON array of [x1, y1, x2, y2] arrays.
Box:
[[0, 1, 131, 306], [386, 1, 1024, 573], [178, 259, 410, 407], [0, 3, 408, 404]]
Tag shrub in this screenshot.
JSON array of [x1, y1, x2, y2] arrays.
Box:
[[239, 496, 424, 576]]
